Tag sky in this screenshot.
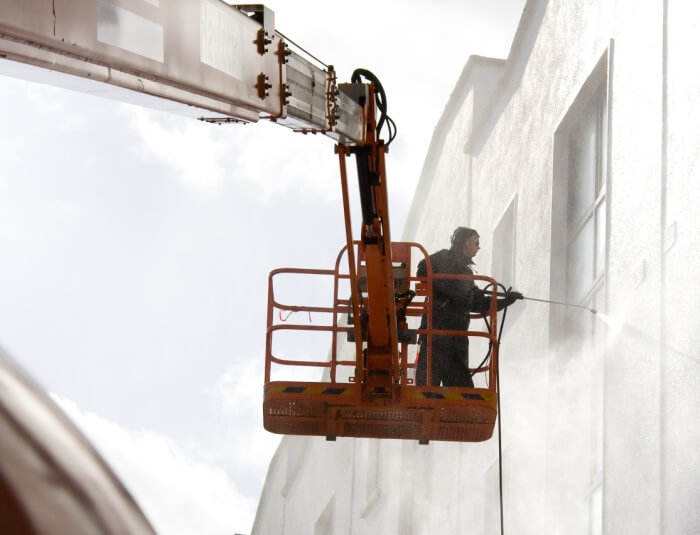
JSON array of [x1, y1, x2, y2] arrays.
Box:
[[0, 1, 526, 533]]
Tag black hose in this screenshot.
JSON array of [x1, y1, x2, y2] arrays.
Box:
[[471, 282, 509, 378], [484, 282, 509, 535], [350, 68, 397, 146], [474, 281, 508, 534], [497, 351, 505, 535]]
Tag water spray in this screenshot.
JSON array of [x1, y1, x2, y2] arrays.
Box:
[[518, 295, 698, 363], [522, 296, 598, 315]]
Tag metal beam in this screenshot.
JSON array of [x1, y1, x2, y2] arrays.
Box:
[[0, 0, 364, 142]]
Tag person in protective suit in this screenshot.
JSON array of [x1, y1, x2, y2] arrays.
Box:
[[415, 227, 522, 387]]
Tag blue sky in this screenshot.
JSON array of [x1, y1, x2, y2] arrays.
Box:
[[0, 1, 525, 533]]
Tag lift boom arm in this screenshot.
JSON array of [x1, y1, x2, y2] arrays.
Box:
[[0, 1, 364, 141]]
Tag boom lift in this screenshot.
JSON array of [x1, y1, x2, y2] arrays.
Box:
[[0, 1, 503, 444], [263, 74, 503, 444]]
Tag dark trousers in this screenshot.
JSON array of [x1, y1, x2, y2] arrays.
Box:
[[415, 335, 474, 387]]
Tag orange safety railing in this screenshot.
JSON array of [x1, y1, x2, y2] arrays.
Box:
[[264, 266, 350, 385], [263, 240, 505, 442], [265, 241, 500, 392]]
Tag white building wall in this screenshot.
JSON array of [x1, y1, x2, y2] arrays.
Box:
[[253, 1, 700, 533], [664, 2, 700, 533]]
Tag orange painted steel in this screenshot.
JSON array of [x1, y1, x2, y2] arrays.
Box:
[[263, 241, 502, 444], [335, 144, 364, 385]]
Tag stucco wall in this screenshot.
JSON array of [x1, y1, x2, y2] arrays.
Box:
[[660, 1, 700, 532]]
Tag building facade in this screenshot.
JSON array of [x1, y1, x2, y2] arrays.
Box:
[[253, 1, 700, 533]]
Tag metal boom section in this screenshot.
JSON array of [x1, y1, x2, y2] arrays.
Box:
[[0, 1, 364, 142]]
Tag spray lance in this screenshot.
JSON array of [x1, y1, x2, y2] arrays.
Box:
[[521, 296, 598, 315], [484, 289, 598, 315]]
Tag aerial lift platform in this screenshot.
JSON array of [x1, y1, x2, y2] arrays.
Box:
[[1, 1, 504, 451]]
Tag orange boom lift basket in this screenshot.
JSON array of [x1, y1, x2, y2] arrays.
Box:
[[263, 240, 502, 444], [263, 79, 501, 444]]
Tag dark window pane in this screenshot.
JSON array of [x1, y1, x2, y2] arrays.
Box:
[[595, 201, 606, 277], [568, 111, 597, 224], [567, 218, 594, 303]]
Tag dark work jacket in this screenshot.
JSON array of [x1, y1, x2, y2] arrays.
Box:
[[416, 249, 492, 334]]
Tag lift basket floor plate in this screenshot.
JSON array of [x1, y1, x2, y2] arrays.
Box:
[[263, 381, 497, 443]]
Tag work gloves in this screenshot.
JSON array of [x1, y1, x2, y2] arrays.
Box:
[[503, 290, 524, 306], [490, 289, 523, 311]]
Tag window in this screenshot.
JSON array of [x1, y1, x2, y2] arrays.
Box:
[[492, 197, 517, 289], [359, 439, 381, 519], [366, 439, 380, 502], [551, 51, 609, 535], [314, 495, 334, 535], [492, 197, 522, 328], [552, 70, 608, 342], [565, 86, 607, 325]]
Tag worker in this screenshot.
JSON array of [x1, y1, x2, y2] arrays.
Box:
[[415, 227, 522, 387]]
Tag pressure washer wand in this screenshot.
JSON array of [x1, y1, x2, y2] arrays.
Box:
[[523, 296, 597, 315]]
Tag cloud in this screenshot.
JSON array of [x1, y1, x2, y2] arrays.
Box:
[[122, 106, 231, 191], [212, 359, 282, 482], [121, 104, 342, 205], [236, 127, 341, 202], [54, 395, 257, 535]]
